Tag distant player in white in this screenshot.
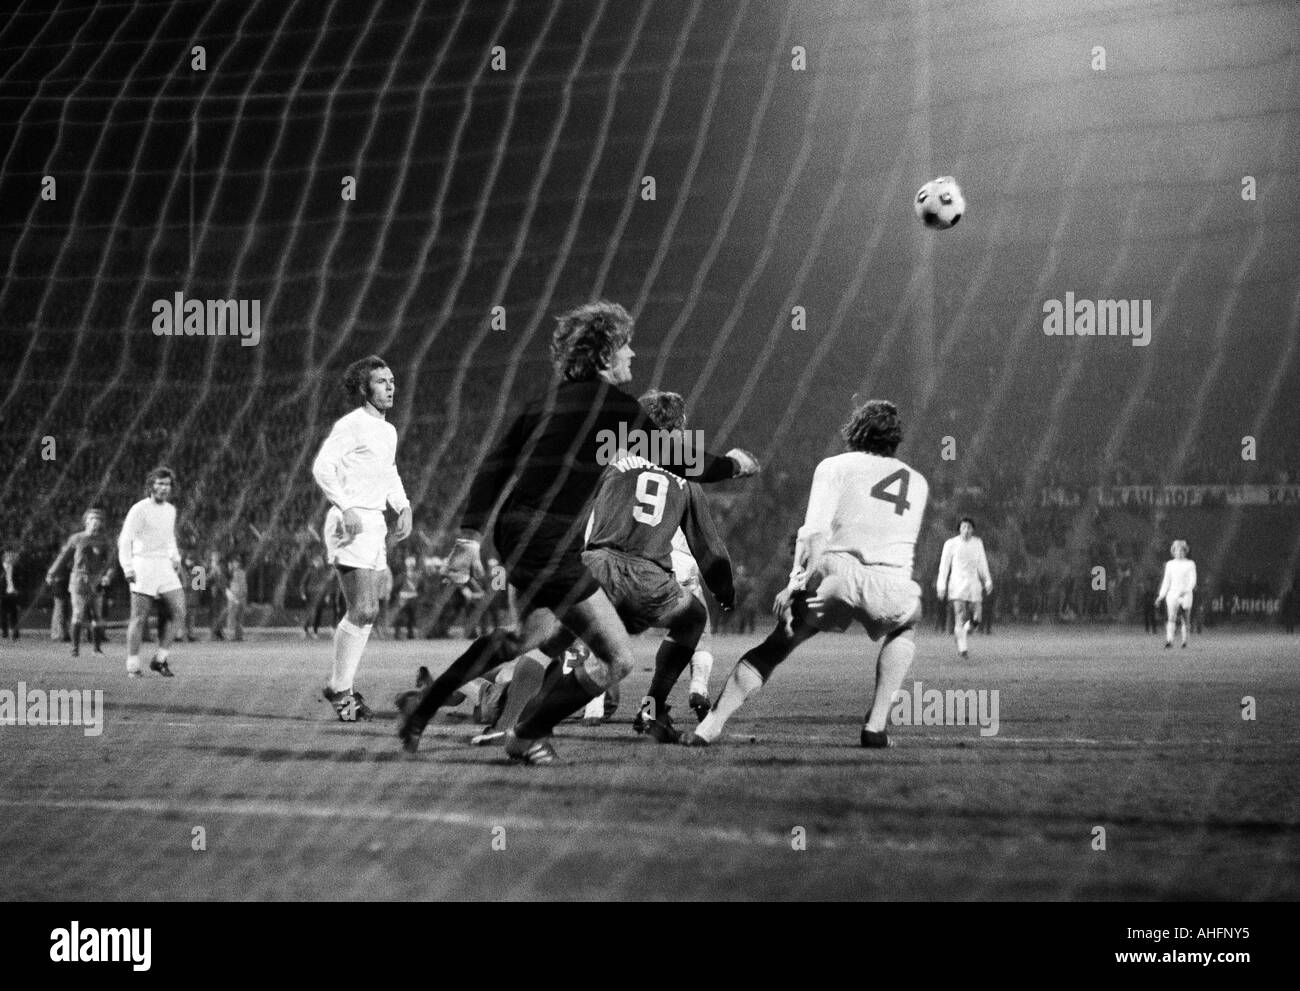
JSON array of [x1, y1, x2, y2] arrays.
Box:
[[686, 399, 928, 748], [311, 355, 411, 721], [936, 517, 992, 659], [1155, 539, 1196, 649], [118, 467, 185, 677]]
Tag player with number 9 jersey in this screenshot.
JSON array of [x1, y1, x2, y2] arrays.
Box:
[[584, 454, 733, 622]]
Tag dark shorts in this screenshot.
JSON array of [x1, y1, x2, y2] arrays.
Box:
[[581, 547, 684, 634], [69, 575, 102, 623], [494, 508, 600, 614]]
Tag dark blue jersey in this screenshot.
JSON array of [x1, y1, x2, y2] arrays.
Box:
[[586, 455, 734, 609], [462, 379, 738, 533], [49, 531, 114, 584]]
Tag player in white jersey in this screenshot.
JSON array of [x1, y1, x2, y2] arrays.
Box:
[[311, 355, 411, 721], [117, 467, 185, 677], [686, 399, 929, 749], [936, 517, 993, 659], [1155, 539, 1196, 649]]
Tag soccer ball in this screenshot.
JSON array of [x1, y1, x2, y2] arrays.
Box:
[[914, 176, 965, 229]]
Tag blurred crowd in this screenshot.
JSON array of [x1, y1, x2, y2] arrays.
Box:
[[3, 373, 1298, 637]]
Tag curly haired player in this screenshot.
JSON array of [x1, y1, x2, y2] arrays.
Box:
[[1155, 539, 1196, 649], [686, 399, 929, 749], [522, 388, 737, 743], [396, 301, 759, 763], [311, 356, 412, 721]]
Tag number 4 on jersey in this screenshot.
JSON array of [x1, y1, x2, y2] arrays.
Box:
[[869, 468, 911, 516]]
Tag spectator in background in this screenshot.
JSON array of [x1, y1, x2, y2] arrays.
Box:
[[1142, 578, 1160, 634], [730, 564, 757, 635], [181, 551, 202, 642], [472, 557, 511, 635], [393, 554, 421, 640], [207, 550, 227, 640], [982, 547, 1006, 635], [1, 549, 20, 640], [298, 552, 333, 639], [225, 554, 248, 642], [48, 544, 72, 642], [373, 559, 394, 640]]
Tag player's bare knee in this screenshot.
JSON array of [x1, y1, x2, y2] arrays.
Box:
[[352, 603, 379, 626]]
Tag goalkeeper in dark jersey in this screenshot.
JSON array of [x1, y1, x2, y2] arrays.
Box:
[[396, 301, 759, 763], [472, 389, 737, 746], [46, 507, 115, 657]]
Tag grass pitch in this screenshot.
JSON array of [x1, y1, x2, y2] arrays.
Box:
[[1, 626, 1296, 900]]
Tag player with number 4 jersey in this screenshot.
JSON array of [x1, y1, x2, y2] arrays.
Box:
[[686, 399, 928, 749]]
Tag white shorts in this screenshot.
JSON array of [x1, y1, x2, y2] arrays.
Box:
[[799, 553, 920, 640], [130, 557, 182, 598], [324, 507, 387, 571], [1165, 592, 1193, 619]]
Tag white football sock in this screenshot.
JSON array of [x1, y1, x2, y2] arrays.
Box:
[[1165, 618, 1176, 644], [694, 660, 763, 742], [583, 694, 604, 719], [156, 647, 169, 662], [864, 636, 915, 733], [956, 621, 969, 653], [330, 618, 371, 693], [688, 650, 714, 697], [126, 655, 141, 674]]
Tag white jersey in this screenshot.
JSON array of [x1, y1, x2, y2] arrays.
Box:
[[311, 406, 409, 514], [1158, 559, 1196, 600], [798, 452, 929, 574], [670, 529, 700, 585], [117, 498, 180, 568], [937, 535, 992, 601]]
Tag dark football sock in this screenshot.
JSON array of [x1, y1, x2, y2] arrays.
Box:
[[739, 626, 799, 681], [647, 639, 694, 713], [72, 622, 81, 650], [412, 632, 518, 722], [515, 671, 598, 740]]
